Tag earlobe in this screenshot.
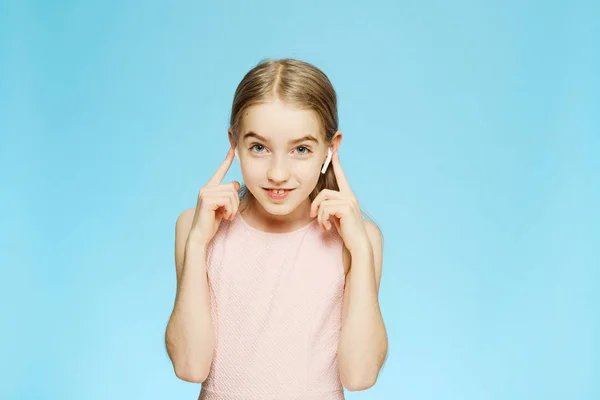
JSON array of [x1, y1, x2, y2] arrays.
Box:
[[321, 147, 333, 174]]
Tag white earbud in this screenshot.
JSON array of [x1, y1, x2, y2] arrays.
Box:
[[321, 147, 333, 174], [234, 147, 240, 163]]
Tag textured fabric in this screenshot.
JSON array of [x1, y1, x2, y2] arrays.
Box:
[[198, 213, 346, 400]]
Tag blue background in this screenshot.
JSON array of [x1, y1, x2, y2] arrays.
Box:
[[1, 1, 599, 399]]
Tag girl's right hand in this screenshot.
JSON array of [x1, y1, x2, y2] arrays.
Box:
[[187, 148, 240, 249]]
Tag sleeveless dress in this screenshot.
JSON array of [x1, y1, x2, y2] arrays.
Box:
[[198, 212, 347, 400]]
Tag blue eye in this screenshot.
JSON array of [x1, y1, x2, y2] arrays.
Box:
[[295, 146, 312, 155], [251, 144, 265, 153]]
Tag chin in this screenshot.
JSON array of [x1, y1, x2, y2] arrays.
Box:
[[261, 203, 296, 216]]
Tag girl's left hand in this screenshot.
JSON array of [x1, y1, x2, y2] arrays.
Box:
[[310, 150, 371, 254]]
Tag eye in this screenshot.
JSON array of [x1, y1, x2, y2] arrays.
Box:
[[250, 144, 266, 153], [294, 146, 312, 155]]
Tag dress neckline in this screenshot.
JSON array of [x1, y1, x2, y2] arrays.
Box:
[[236, 212, 318, 236]]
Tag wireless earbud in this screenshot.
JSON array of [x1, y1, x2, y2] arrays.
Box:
[[321, 147, 333, 174], [234, 147, 240, 163]]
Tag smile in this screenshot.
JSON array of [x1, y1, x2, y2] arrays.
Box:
[[263, 188, 294, 200]]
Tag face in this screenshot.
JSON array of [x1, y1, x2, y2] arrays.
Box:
[[233, 98, 331, 217]]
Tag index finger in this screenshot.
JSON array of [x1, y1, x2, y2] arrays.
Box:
[[332, 150, 352, 193], [207, 147, 235, 186]]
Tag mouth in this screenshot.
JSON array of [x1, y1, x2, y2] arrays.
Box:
[[262, 187, 295, 201]]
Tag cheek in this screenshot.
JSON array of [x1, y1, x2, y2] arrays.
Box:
[[301, 158, 323, 175], [240, 159, 268, 185], [296, 160, 322, 185]]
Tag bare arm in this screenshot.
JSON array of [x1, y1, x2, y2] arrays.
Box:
[[337, 220, 387, 391], [165, 148, 239, 382], [309, 149, 388, 391], [165, 208, 216, 383]]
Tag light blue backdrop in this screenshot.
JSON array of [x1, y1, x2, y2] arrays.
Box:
[[1, 1, 598, 399]]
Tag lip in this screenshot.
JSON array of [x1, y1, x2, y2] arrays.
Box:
[[263, 188, 295, 201]]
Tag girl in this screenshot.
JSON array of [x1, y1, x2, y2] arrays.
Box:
[[165, 58, 387, 399]]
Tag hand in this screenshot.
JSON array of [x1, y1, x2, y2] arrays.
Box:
[[310, 150, 370, 254], [188, 148, 240, 248]]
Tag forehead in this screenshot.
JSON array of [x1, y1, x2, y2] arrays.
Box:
[[240, 99, 323, 142]]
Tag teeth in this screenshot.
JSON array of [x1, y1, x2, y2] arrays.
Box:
[[271, 189, 285, 194]]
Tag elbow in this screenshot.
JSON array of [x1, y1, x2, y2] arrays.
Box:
[[338, 345, 386, 392], [340, 362, 380, 392], [173, 362, 210, 383], [165, 333, 214, 383], [342, 372, 378, 392]]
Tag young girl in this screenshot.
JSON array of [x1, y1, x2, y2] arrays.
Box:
[[165, 58, 387, 399]]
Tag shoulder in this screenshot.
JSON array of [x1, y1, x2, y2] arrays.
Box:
[[175, 208, 195, 240], [173, 208, 196, 279], [175, 208, 196, 236], [174, 208, 201, 252], [364, 219, 384, 289], [341, 219, 383, 276], [177, 207, 195, 224], [363, 220, 383, 252]]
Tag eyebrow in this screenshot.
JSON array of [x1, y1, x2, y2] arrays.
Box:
[[242, 131, 320, 145]]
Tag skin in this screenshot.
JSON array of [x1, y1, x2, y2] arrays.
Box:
[[166, 98, 387, 391], [228, 98, 332, 232]]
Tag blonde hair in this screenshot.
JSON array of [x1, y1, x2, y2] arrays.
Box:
[[229, 58, 339, 209]]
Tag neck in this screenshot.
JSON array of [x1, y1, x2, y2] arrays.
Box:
[[241, 195, 315, 233]]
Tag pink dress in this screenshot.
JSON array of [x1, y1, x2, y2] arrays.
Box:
[[198, 213, 346, 400]]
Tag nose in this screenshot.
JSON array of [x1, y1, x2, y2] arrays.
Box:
[[266, 156, 290, 184]]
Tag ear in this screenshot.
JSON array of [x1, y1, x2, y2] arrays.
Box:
[[321, 131, 342, 174], [228, 128, 236, 150], [329, 130, 342, 154]]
